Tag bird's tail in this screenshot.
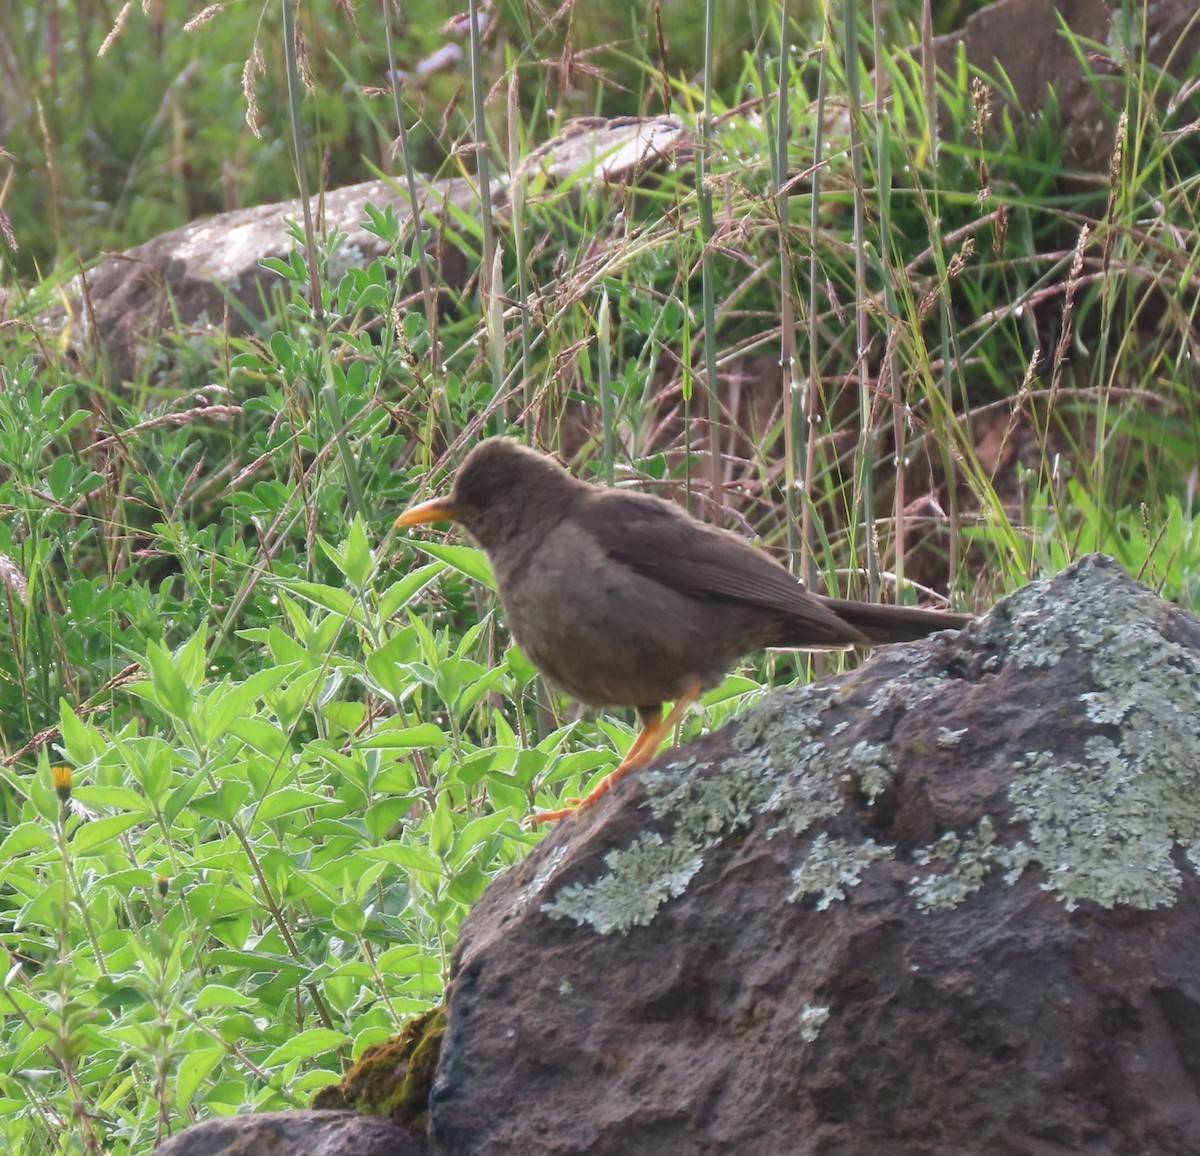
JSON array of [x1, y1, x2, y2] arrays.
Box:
[[818, 598, 972, 645]]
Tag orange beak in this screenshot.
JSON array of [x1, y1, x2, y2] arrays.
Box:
[[395, 496, 461, 529]]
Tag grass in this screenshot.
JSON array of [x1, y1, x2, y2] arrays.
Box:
[[0, 0, 1198, 1151]]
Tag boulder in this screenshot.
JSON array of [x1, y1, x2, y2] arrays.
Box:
[[44, 116, 686, 384], [429, 554, 1200, 1155], [152, 1109, 422, 1156], [930, 0, 1200, 169]]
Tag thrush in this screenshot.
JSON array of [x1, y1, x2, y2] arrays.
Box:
[[397, 438, 970, 822]]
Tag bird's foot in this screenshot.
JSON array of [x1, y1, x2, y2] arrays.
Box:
[[525, 760, 637, 826], [526, 801, 581, 826], [524, 689, 701, 827]]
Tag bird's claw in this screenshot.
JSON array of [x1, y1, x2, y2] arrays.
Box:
[[525, 802, 581, 826]]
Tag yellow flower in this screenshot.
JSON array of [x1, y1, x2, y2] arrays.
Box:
[[52, 766, 74, 802]]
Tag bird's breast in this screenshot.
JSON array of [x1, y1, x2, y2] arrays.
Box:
[[491, 522, 748, 707]]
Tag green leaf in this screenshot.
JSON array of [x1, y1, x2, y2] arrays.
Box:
[[455, 666, 509, 716], [447, 863, 490, 905], [379, 563, 444, 618], [59, 700, 102, 765], [454, 811, 513, 855], [71, 814, 143, 855], [264, 1028, 350, 1065], [488, 779, 532, 814], [262, 258, 302, 288], [374, 943, 435, 972], [429, 796, 454, 859], [504, 644, 538, 685], [29, 768, 63, 822], [143, 641, 193, 721], [409, 542, 495, 588], [163, 771, 209, 825], [271, 579, 358, 620], [97, 868, 157, 892], [332, 901, 366, 935], [193, 986, 257, 1011], [361, 842, 442, 874], [0, 822, 54, 860], [229, 717, 292, 761], [254, 788, 328, 821], [263, 623, 315, 667], [176, 1047, 225, 1107], [136, 742, 176, 804], [452, 748, 498, 787], [341, 514, 376, 589], [47, 454, 74, 502], [358, 721, 448, 750], [72, 786, 152, 814], [190, 781, 250, 822], [364, 633, 423, 705], [203, 665, 296, 743], [204, 950, 307, 980], [364, 796, 419, 841], [176, 625, 210, 692]]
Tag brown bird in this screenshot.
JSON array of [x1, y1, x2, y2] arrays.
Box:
[[397, 438, 970, 823]]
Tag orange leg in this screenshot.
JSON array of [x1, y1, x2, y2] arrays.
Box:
[[528, 680, 702, 826]]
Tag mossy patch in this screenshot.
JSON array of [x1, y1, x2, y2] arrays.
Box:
[[310, 1004, 446, 1130]]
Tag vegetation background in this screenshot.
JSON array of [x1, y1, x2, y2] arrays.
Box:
[[0, 0, 1197, 1151]]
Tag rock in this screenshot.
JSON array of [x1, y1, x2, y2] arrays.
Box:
[[47, 116, 687, 384], [53, 175, 477, 385], [153, 1109, 424, 1155], [429, 555, 1200, 1155], [929, 0, 1200, 169]]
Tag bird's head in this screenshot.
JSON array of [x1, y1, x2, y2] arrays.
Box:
[[395, 437, 580, 550]]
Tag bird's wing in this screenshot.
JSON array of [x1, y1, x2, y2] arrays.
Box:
[[582, 490, 867, 643]]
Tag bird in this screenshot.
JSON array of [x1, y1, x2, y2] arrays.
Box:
[[396, 438, 971, 823]]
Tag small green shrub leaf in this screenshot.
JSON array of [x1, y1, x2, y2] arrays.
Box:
[[1, 822, 54, 860], [265, 1029, 350, 1065], [409, 542, 495, 588], [71, 814, 143, 854]]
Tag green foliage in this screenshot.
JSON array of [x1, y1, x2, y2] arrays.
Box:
[[0, 525, 544, 1151]]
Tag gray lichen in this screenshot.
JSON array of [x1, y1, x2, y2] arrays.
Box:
[[510, 844, 569, 917], [1010, 735, 1196, 910], [540, 688, 857, 932], [843, 740, 894, 804], [541, 832, 705, 934], [1001, 562, 1200, 909], [909, 817, 1030, 911], [538, 682, 885, 931], [799, 1004, 831, 1043], [790, 833, 892, 909]]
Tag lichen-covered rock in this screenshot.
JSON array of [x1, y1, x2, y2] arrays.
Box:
[[429, 555, 1200, 1155]]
